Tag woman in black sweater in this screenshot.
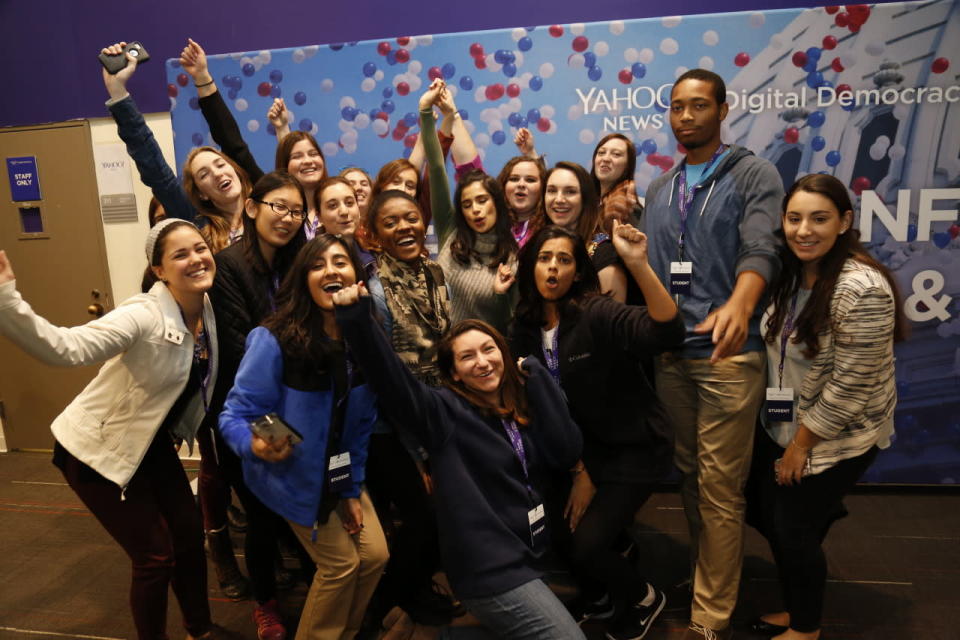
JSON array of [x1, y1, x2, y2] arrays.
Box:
[[333, 286, 586, 640], [510, 225, 685, 640]]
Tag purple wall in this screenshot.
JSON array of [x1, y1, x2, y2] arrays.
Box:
[[0, 1, 904, 127]]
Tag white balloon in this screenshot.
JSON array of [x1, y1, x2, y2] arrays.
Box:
[[416, 34, 433, 46], [516, 74, 530, 89], [514, 51, 524, 67], [570, 23, 586, 35], [258, 50, 272, 64], [547, 120, 557, 134], [888, 144, 906, 160], [234, 98, 248, 112], [660, 38, 679, 56], [344, 142, 357, 154], [406, 39, 418, 51], [702, 30, 719, 47], [322, 142, 339, 156], [498, 103, 513, 118], [869, 143, 886, 161], [448, 86, 459, 99], [310, 123, 319, 136], [292, 49, 306, 64], [866, 41, 885, 56], [579, 129, 596, 144], [303, 45, 320, 59], [624, 48, 640, 63], [464, 119, 476, 134], [475, 86, 488, 103], [355, 113, 371, 129], [675, 66, 689, 78], [374, 70, 384, 81], [568, 104, 584, 120], [568, 53, 585, 68], [769, 34, 785, 50], [485, 54, 502, 72], [409, 76, 423, 91], [512, 27, 526, 42], [339, 96, 356, 108], [653, 131, 668, 147], [361, 77, 376, 92], [488, 120, 504, 133], [698, 56, 715, 71], [409, 60, 423, 74], [339, 119, 354, 132], [610, 20, 625, 35], [508, 97, 522, 111], [321, 79, 334, 92], [341, 129, 359, 143], [540, 62, 555, 78], [476, 133, 491, 148], [594, 41, 610, 57], [638, 48, 655, 64], [893, 104, 910, 121], [247, 119, 260, 133], [661, 16, 682, 28], [372, 120, 388, 135], [541, 104, 555, 118], [839, 53, 858, 69], [481, 108, 499, 122], [749, 12, 765, 28]]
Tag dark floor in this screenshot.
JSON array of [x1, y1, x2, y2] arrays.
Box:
[[0, 450, 957, 640]]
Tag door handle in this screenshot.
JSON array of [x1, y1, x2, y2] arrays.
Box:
[[87, 303, 105, 317]]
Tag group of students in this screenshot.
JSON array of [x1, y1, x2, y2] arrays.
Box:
[[0, 39, 904, 640]]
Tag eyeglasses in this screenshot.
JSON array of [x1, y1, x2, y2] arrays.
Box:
[[254, 199, 307, 220]]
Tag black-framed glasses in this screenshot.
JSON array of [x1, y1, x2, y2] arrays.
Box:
[[254, 199, 307, 220]]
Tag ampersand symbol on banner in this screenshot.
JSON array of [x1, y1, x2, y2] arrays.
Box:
[[905, 269, 952, 322]]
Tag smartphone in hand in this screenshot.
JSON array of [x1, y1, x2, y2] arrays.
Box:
[[99, 42, 151, 74], [249, 413, 304, 446]]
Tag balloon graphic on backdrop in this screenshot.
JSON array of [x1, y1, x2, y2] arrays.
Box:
[[572, 36, 589, 52], [826, 150, 842, 167], [791, 51, 807, 67], [257, 82, 271, 97], [734, 52, 750, 67], [932, 57, 950, 73], [807, 110, 825, 128], [851, 176, 871, 195], [294, 91, 307, 106], [784, 127, 799, 144], [811, 136, 826, 151], [529, 76, 544, 91]]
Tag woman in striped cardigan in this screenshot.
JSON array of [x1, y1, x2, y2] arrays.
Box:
[[749, 173, 907, 640]]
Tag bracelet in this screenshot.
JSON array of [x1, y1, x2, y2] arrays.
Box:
[[789, 439, 810, 454], [194, 79, 214, 88]]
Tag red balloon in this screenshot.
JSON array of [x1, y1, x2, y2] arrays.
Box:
[[506, 83, 521, 98], [377, 42, 391, 56], [932, 57, 950, 74], [485, 83, 505, 101], [397, 36, 411, 46], [646, 153, 661, 166], [734, 52, 750, 67], [549, 25, 564, 37], [835, 12, 849, 27], [536, 117, 551, 132], [395, 121, 409, 133], [474, 56, 487, 70], [659, 157, 675, 171], [392, 127, 405, 141], [404, 133, 419, 148], [831, 57, 845, 72], [167, 84, 178, 98], [949, 224, 960, 239], [836, 83, 853, 97], [825, 5, 840, 13], [176, 73, 189, 87], [848, 22, 861, 33], [428, 66, 443, 81], [792, 51, 808, 67], [395, 49, 410, 64], [374, 111, 389, 120], [572, 36, 589, 53], [618, 68, 633, 84], [470, 42, 484, 57], [851, 176, 871, 195], [396, 82, 410, 96], [822, 35, 838, 50], [784, 127, 799, 144], [257, 81, 272, 97]]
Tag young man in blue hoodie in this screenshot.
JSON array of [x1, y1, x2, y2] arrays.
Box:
[[642, 69, 783, 640]]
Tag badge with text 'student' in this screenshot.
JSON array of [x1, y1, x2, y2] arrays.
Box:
[[528, 503, 546, 552], [327, 452, 353, 492], [766, 387, 795, 423], [670, 261, 693, 295]]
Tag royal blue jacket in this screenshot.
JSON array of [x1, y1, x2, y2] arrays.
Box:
[[219, 326, 377, 527]]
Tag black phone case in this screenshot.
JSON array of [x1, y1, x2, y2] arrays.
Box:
[[98, 42, 150, 75]]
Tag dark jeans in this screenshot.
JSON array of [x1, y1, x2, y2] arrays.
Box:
[[196, 422, 231, 532], [57, 432, 211, 640], [549, 477, 655, 610], [747, 429, 878, 632], [365, 432, 441, 614]]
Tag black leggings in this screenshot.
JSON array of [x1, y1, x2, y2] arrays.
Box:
[[748, 429, 877, 632]]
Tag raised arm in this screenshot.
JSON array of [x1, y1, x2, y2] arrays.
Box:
[[101, 42, 196, 222], [611, 219, 676, 322], [437, 88, 480, 170], [267, 98, 292, 141], [180, 39, 264, 183], [514, 127, 539, 160], [419, 80, 457, 247]]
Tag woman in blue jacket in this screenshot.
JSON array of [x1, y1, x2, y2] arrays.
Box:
[[220, 234, 388, 640]]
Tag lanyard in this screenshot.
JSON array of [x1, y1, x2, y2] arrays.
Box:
[[501, 419, 533, 494], [542, 325, 560, 386], [181, 313, 212, 414], [268, 271, 281, 312], [676, 144, 727, 258], [777, 292, 800, 389], [512, 219, 530, 245]]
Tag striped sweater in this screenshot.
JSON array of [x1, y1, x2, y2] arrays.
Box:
[[797, 259, 897, 474]]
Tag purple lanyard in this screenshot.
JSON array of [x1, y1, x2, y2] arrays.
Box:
[[501, 419, 533, 493], [512, 219, 530, 245], [777, 293, 800, 389], [676, 144, 727, 258], [542, 325, 560, 386]]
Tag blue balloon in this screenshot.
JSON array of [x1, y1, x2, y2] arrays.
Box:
[[231, 76, 243, 89], [811, 135, 826, 151], [403, 112, 418, 127], [803, 59, 818, 73], [508, 112, 523, 127], [382, 87, 394, 98], [227, 88, 239, 100], [825, 150, 841, 166], [583, 52, 597, 68], [818, 79, 833, 90], [221, 75, 234, 88], [934, 232, 952, 249], [330, 43, 345, 51], [270, 84, 282, 98], [518, 116, 529, 128], [631, 62, 647, 79], [805, 46, 822, 61], [458, 109, 469, 120], [641, 139, 657, 155], [369, 108, 381, 119], [526, 108, 541, 124], [506, 51, 516, 63], [442, 63, 456, 79], [363, 62, 377, 77], [518, 36, 533, 52], [494, 49, 511, 64], [492, 130, 507, 145], [526, 26, 536, 31], [842, 101, 856, 112], [806, 72, 823, 89], [529, 76, 543, 91], [386, 50, 397, 65], [242, 63, 255, 77], [807, 110, 826, 128], [341, 106, 357, 121], [269, 69, 283, 83], [460, 76, 474, 91], [653, 100, 667, 113], [381, 100, 395, 114], [191, 132, 204, 146], [299, 118, 313, 132], [503, 63, 517, 77], [294, 91, 307, 106], [907, 224, 918, 242], [588, 66, 603, 81], [188, 97, 200, 111]]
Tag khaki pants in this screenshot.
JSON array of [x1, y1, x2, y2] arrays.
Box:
[[288, 491, 389, 640], [656, 351, 765, 630]]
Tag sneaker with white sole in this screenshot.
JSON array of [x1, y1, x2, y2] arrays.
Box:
[[604, 588, 666, 640]]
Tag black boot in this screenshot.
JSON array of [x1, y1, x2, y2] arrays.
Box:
[[206, 527, 250, 601]]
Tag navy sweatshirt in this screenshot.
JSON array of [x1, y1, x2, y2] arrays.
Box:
[[337, 297, 583, 599]]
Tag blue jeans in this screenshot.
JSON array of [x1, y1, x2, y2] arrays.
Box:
[[445, 578, 586, 640]]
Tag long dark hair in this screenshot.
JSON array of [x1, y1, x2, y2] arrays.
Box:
[[450, 170, 518, 269], [242, 171, 308, 277], [437, 319, 529, 425], [514, 226, 600, 328], [543, 161, 602, 244], [262, 234, 365, 362], [764, 173, 908, 358], [275, 130, 328, 180], [590, 133, 636, 196]]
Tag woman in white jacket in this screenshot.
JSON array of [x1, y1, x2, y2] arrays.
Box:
[[0, 219, 221, 640]]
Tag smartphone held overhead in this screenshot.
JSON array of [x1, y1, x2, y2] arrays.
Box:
[[99, 42, 150, 74]]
